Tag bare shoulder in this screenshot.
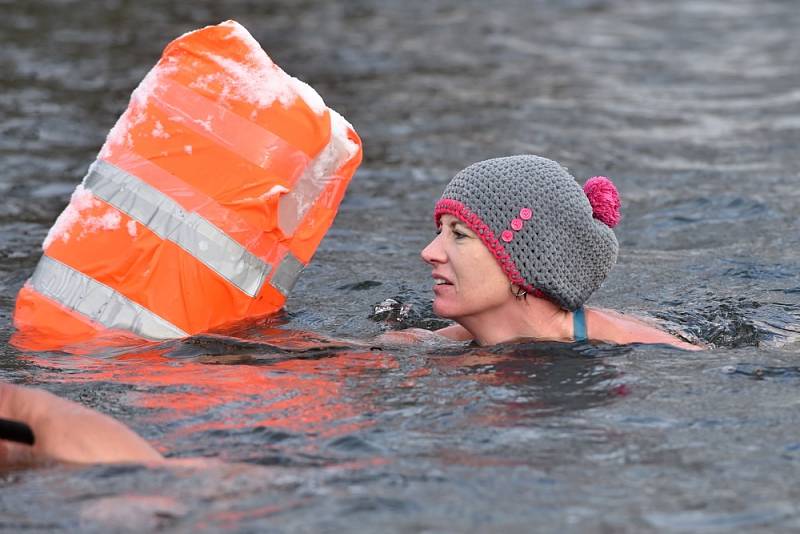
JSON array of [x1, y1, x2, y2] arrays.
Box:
[[434, 324, 473, 341], [586, 308, 702, 350]]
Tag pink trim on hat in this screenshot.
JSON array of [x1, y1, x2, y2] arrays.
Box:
[[434, 198, 539, 295]]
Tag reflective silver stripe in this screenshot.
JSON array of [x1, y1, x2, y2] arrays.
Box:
[[270, 252, 305, 297], [277, 160, 328, 236], [30, 255, 187, 340], [86, 160, 270, 297], [278, 114, 350, 236]]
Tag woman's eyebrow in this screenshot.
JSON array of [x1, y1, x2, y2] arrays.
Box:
[[451, 221, 473, 234]]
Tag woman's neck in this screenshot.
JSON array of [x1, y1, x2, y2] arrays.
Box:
[[456, 297, 575, 345]]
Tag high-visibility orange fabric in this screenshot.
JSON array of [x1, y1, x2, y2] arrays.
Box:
[[12, 20, 362, 352]]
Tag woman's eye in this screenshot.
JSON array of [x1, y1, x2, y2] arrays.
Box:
[[453, 230, 467, 239]]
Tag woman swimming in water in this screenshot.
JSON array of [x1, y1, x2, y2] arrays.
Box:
[[0, 154, 698, 466], [386, 154, 697, 349]]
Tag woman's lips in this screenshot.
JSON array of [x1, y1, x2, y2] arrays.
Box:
[[432, 272, 453, 285], [432, 273, 453, 294]]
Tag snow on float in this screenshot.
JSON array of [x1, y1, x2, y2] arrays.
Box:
[[12, 20, 362, 352]]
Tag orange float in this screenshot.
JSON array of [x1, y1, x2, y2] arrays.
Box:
[[12, 20, 362, 352]]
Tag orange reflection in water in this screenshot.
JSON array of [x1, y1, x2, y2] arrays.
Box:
[[24, 346, 398, 443]]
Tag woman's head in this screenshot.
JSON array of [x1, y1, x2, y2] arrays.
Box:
[[421, 213, 513, 320], [424, 155, 620, 313]]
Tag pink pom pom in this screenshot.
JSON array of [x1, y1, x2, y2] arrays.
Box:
[[583, 176, 621, 228]]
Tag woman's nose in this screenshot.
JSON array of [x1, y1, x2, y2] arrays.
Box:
[[421, 234, 445, 265]]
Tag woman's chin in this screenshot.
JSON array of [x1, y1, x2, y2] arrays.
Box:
[[432, 299, 458, 319]]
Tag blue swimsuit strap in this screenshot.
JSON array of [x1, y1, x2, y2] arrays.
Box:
[[573, 307, 588, 342]]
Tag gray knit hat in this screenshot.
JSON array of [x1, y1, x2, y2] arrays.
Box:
[[434, 155, 620, 311]]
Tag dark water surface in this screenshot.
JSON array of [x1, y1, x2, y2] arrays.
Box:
[[2, 0, 800, 531]]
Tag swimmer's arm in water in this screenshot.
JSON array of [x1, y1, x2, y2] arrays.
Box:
[[372, 324, 473, 345], [0, 382, 163, 466]]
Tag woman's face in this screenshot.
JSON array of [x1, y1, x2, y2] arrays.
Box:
[[421, 214, 512, 321]]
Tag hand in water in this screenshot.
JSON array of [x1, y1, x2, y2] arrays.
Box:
[[0, 383, 163, 466]]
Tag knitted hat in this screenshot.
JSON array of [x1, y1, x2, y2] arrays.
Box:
[[433, 155, 620, 311]]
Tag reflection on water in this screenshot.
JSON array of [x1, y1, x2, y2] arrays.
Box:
[[24, 346, 390, 459], [21, 333, 626, 464], [6, 333, 637, 528], [2, 0, 800, 531]]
